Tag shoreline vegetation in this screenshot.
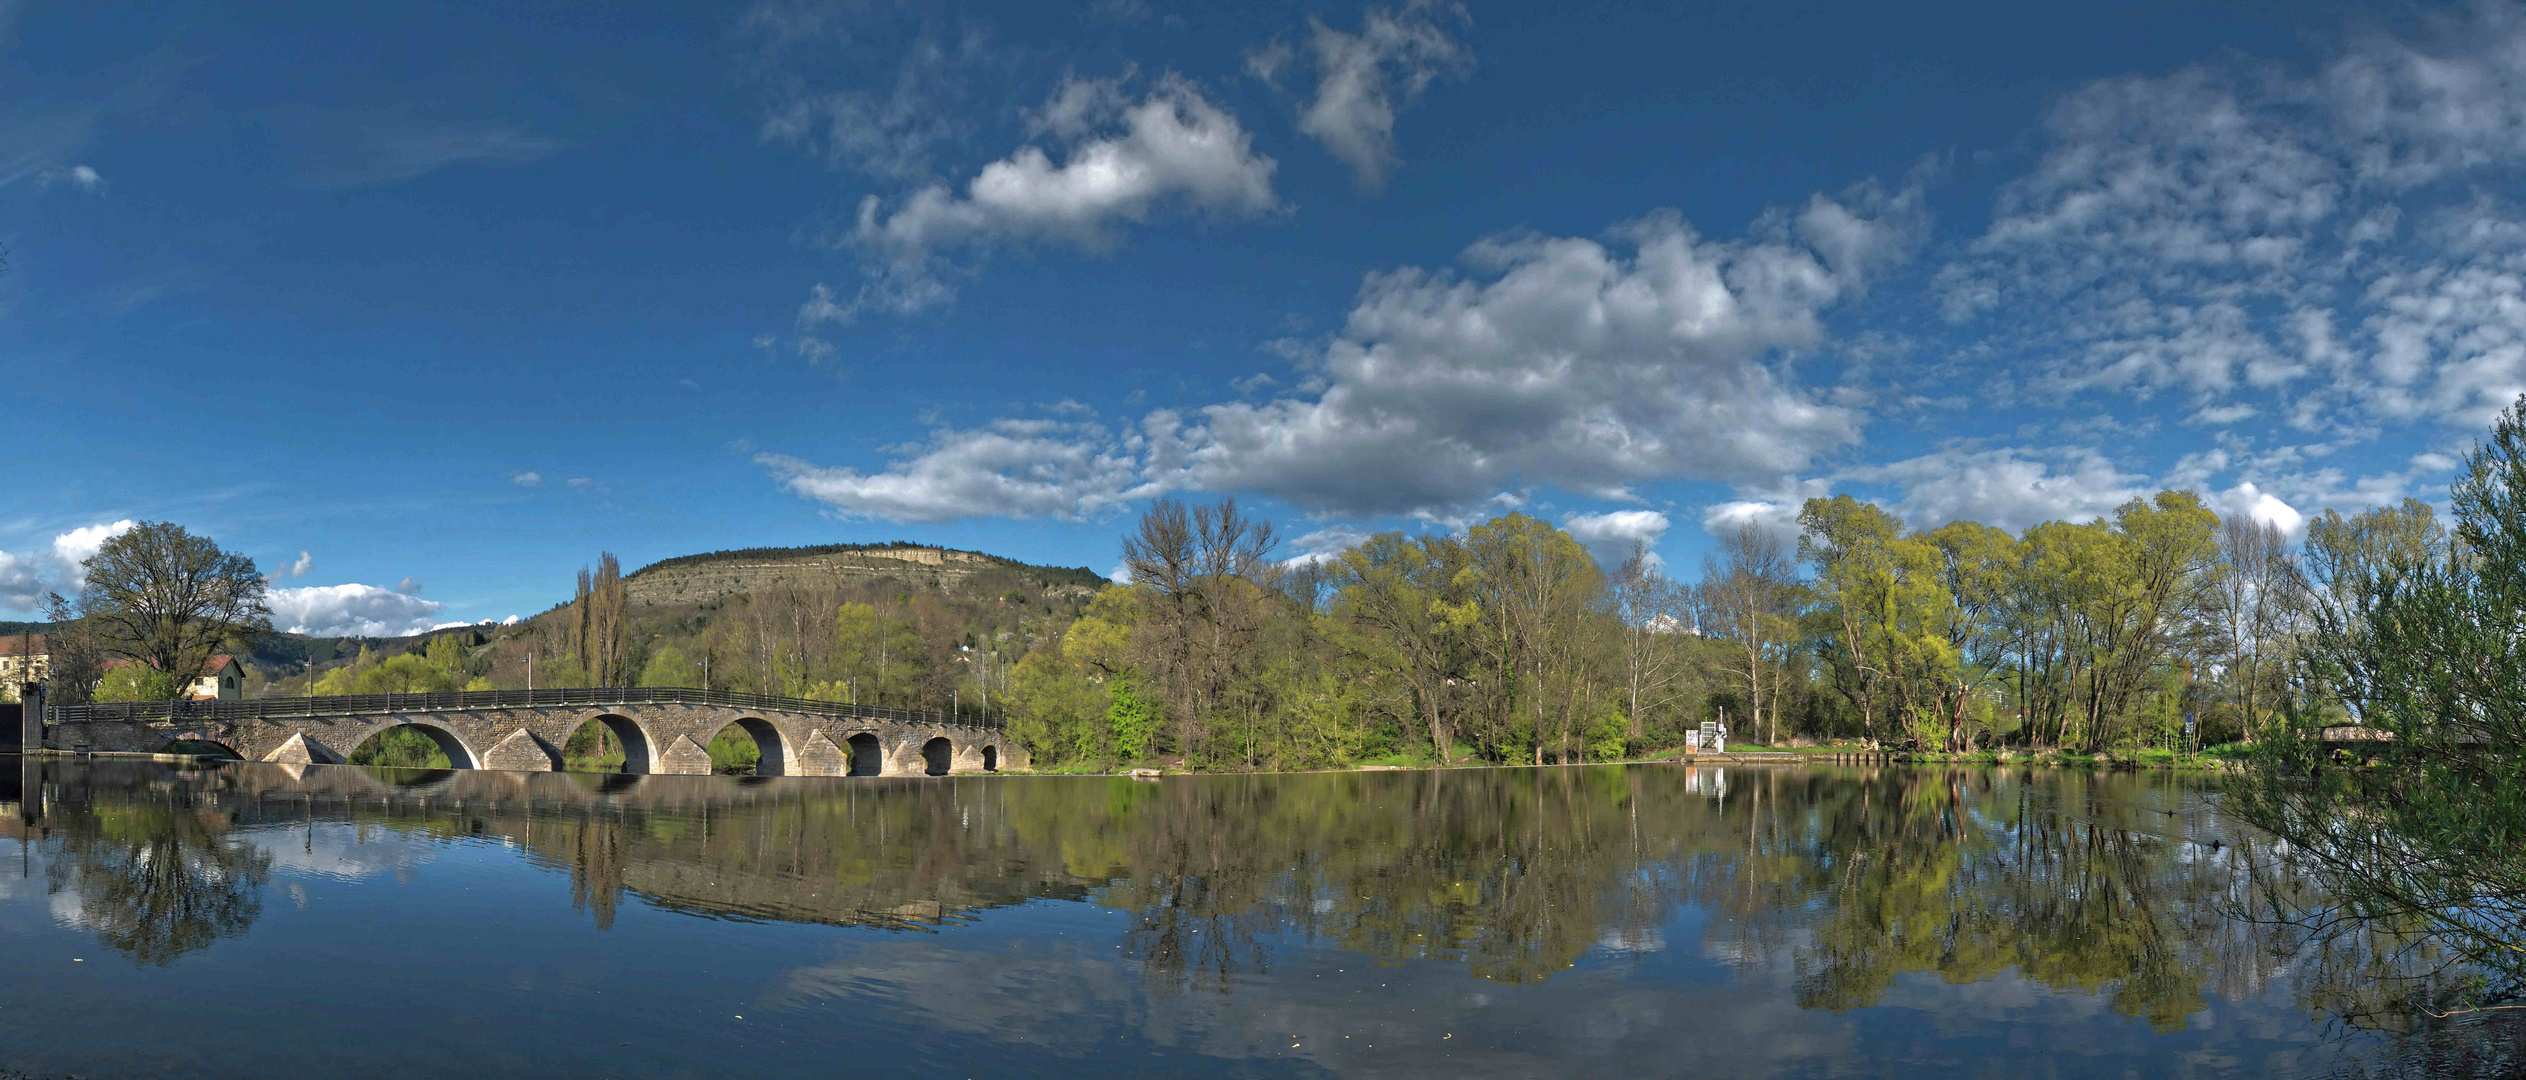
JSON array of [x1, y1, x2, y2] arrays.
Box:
[[1008, 743, 2253, 777]]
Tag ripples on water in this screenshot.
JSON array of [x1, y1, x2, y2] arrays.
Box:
[[0, 756, 2515, 1078]]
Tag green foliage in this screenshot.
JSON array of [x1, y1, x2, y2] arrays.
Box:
[[562, 721, 626, 771], [352, 654, 459, 694], [640, 646, 700, 688], [349, 726, 453, 768], [2235, 397, 2526, 996], [95, 664, 183, 702], [707, 726, 761, 774], [1586, 706, 1629, 762], [1105, 676, 1160, 763]]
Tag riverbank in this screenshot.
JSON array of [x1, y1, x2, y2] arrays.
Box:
[[1021, 743, 2250, 777]]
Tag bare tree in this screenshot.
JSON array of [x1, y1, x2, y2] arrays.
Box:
[[1607, 542, 1687, 739], [40, 592, 105, 704], [1700, 524, 1792, 746], [1121, 498, 1278, 760], [76, 522, 271, 695], [2208, 514, 2295, 742]]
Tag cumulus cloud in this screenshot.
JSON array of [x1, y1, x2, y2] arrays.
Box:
[[758, 416, 1145, 522], [1251, 0, 1472, 190], [1146, 185, 1918, 518], [1560, 510, 1669, 569], [51, 519, 135, 569], [288, 551, 312, 578], [0, 551, 43, 611], [768, 181, 1919, 523], [1941, 5, 2526, 434], [267, 584, 446, 638], [1843, 447, 2151, 532], [811, 74, 1280, 321], [1282, 526, 1374, 568], [0, 520, 140, 610], [2213, 481, 2307, 536]]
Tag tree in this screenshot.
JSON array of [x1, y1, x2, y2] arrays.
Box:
[[1328, 533, 1476, 763], [1120, 498, 1278, 762], [1799, 497, 1908, 746], [1699, 526, 1794, 746], [75, 522, 270, 695], [572, 554, 629, 688], [1608, 542, 1690, 741], [2204, 514, 2295, 743], [39, 592, 106, 704], [2237, 397, 2526, 996]]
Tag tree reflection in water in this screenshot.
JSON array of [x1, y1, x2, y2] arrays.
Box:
[[17, 756, 2497, 1045], [38, 786, 272, 966]]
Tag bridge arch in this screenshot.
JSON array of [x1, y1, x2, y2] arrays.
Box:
[[344, 720, 481, 771], [846, 732, 884, 776], [709, 717, 791, 777], [921, 736, 953, 776], [982, 744, 998, 772], [157, 736, 242, 759], [565, 713, 657, 774]]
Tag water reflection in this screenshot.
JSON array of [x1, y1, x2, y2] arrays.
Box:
[[1, 756, 2508, 1074]]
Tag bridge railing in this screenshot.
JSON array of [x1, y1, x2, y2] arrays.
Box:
[[44, 687, 1001, 731]]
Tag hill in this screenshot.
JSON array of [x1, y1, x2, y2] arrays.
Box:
[[621, 542, 1105, 609]]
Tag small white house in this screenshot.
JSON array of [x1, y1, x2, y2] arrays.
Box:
[[192, 656, 244, 700]]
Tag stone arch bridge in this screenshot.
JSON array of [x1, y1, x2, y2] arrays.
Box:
[[33, 687, 1026, 777]]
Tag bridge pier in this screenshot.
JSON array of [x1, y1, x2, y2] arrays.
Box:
[[483, 729, 564, 772]]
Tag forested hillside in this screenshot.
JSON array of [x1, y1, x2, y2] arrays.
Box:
[[263, 543, 1107, 723]]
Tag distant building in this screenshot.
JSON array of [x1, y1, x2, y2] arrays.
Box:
[[1, 634, 48, 699], [194, 655, 244, 700], [101, 654, 247, 700]]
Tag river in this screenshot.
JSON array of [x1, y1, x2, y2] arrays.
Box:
[[0, 757, 2512, 1078]]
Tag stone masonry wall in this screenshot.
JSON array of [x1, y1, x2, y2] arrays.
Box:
[[41, 702, 1028, 777]]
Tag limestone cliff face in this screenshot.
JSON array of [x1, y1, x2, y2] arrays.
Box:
[[622, 544, 1100, 609]]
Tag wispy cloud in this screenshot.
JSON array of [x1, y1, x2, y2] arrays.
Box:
[[269, 108, 565, 189]]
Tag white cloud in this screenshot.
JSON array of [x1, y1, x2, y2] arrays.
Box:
[[288, 551, 312, 578], [1560, 510, 1669, 569], [511, 471, 542, 487], [566, 476, 592, 488], [51, 519, 135, 569], [40, 163, 103, 193], [395, 576, 423, 596], [0, 551, 43, 611], [1254, 0, 1473, 190], [1282, 526, 1374, 567], [1845, 447, 2150, 532], [1941, 6, 2526, 435], [758, 416, 1144, 522], [2214, 481, 2307, 536], [268, 584, 446, 638], [749, 5, 994, 184], [769, 182, 1920, 524], [1147, 186, 1917, 518], [0, 520, 142, 610], [818, 74, 1280, 321]]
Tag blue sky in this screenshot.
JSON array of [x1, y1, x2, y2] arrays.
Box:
[[4, 0, 2522, 635]]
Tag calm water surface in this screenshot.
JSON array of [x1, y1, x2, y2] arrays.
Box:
[[0, 756, 2508, 1078]]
